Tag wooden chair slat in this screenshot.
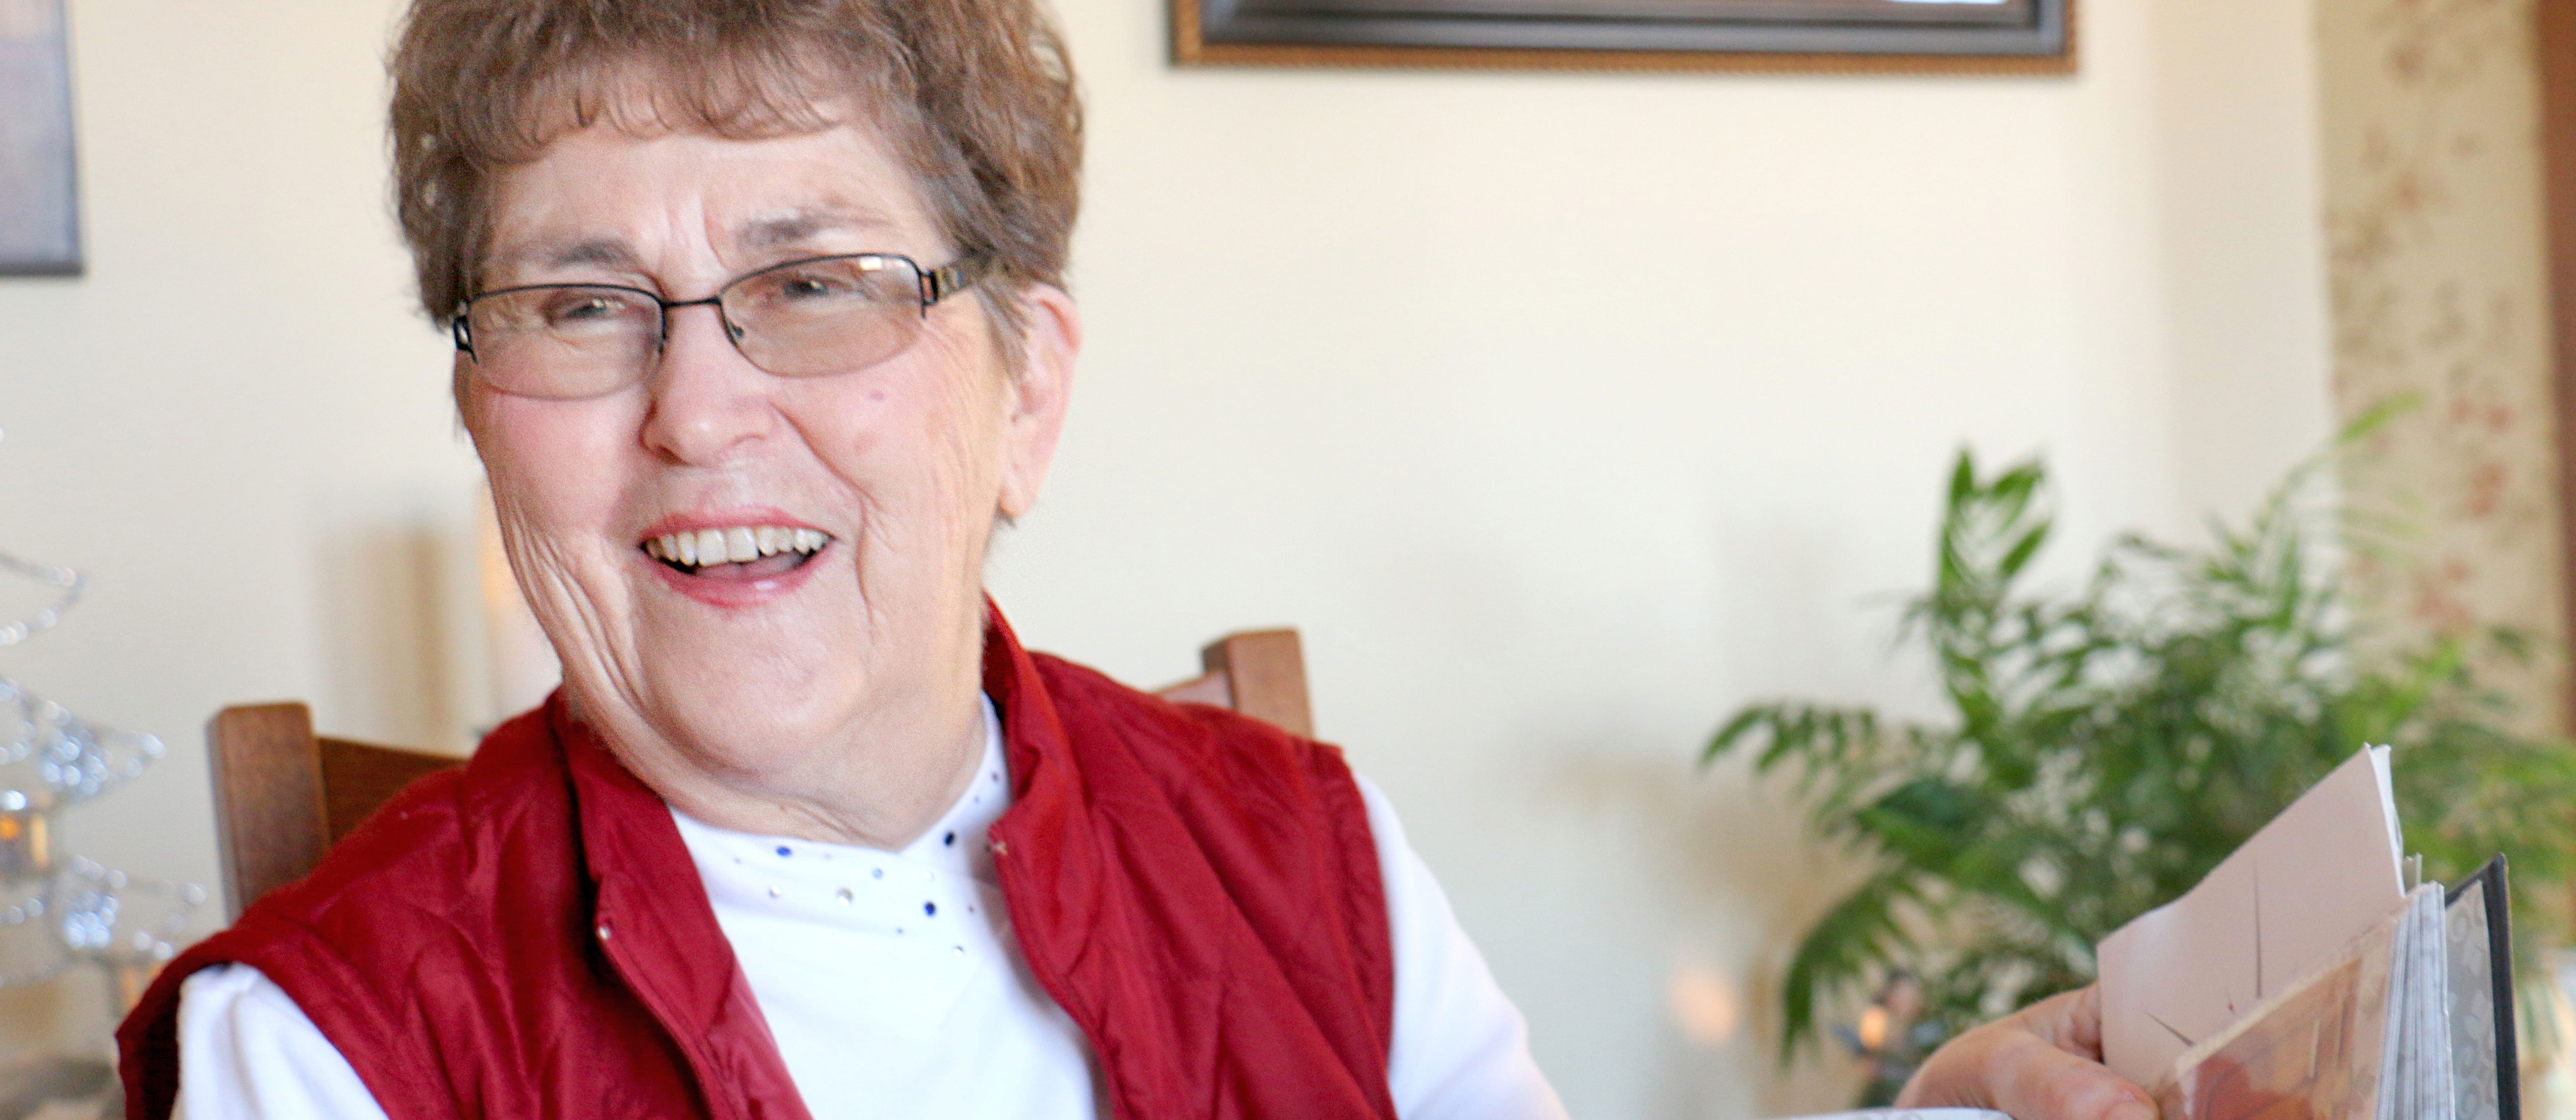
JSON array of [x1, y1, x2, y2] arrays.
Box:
[[1153, 669, 1233, 709], [206, 703, 330, 921], [1197, 630, 1312, 739], [317, 737, 463, 844]]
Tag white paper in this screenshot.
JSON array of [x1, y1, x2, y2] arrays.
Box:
[[2096, 746, 2407, 1085]]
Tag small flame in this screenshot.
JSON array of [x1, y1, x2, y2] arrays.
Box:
[[1856, 1004, 1892, 1052]]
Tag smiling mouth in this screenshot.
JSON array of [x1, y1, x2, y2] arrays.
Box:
[[641, 525, 834, 580]]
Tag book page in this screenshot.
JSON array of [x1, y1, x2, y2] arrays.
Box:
[[2153, 894, 2401, 1120], [2098, 746, 2408, 1084]]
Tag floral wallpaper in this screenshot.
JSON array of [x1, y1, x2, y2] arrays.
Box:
[[2318, 0, 2569, 732]]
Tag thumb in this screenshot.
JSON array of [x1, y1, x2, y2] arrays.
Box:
[[1971, 1028, 2157, 1120], [1899, 989, 2157, 1120]]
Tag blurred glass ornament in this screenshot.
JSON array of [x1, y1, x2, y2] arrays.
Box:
[[0, 858, 205, 996], [0, 430, 207, 1053], [0, 678, 165, 813], [52, 858, 202, 963], [49, 857, 204, 1011], [0, 548, 83, 650], [0, 806, 50, 879], [0, 871, 69, 987]]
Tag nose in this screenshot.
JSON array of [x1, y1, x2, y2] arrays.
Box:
[[638, 301, 776, 466]]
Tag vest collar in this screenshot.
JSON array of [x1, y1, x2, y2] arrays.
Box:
[[557, 695, 746, 1038], [558, 599, 1063, 909], [553, 598, 1099, 1116], [981, 598, 1107, 954], [557, 695, 797, 1120]]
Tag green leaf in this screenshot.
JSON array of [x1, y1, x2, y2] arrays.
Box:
[[1705, 706, 1774, 764], [1712, 429, 2576, 1067], [1997, 522, 2053, 581], [1776, 870, 1925, 1060]]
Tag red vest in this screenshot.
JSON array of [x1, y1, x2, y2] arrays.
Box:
[[119, 608, 1397, 1119]]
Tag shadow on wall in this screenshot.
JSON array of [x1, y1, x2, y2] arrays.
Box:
[[312, 509, 454, 750], [1549, 748, 1879, 1118], [307, 486, 557, 753]]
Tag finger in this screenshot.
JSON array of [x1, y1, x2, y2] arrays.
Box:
[[2017, 986, 2107, 1060], [1980, 1029, 2157, 1120]]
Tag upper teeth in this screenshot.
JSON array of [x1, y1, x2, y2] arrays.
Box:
[[644, 526, 831, 566]]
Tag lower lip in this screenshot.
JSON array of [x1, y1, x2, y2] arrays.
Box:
[[642, 545, 831, 608]]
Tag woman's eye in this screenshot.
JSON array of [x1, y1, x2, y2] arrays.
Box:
[[544, 295, 636, 327], [775, 273, 856, 301]]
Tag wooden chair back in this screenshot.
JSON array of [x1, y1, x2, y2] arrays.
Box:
[[1150, 628, 1312, 739], [208, 628, 1311, 919]]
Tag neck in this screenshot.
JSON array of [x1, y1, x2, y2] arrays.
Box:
[[583, 681, 992, 853]]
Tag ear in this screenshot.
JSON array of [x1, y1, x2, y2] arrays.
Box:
[[452, 355, 490, 444], [997, 284, 1081, 521]]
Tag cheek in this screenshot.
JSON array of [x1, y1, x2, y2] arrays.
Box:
[[920, 329, 1015, 491], [798, 335, 1012, 525], [470, 391, 641, 539]]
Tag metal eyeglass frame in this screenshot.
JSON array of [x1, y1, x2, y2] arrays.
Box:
[[449, 251, 993, 369]]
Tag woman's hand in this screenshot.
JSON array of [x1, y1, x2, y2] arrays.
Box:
[[1895, 986, 2157, 1120]]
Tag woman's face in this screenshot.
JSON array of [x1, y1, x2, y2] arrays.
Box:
[[460, 113, 1076, 810]]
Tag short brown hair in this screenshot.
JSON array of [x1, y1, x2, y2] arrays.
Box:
[[389, 0, 1082, 336]]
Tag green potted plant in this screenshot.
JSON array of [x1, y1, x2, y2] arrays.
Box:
[[1706, 426, 2576, 1103]]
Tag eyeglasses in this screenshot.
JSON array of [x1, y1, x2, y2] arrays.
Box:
[[452, 253, 990, 400]]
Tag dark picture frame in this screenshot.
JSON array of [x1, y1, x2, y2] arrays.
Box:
[[0, 0, 82, 277], [1173, 0, 2074, 74]]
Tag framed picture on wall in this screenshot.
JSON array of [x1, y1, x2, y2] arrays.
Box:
[[0, 0, 81, 276], [1172, 0, 2074, 74]]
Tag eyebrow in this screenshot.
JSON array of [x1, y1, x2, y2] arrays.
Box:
[[479, 237, 644, 284], [738, 206, 895, 253], [539, 238, 642, 271], [484, 205, 900, 287]]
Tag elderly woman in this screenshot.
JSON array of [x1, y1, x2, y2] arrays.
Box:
[[115, 2, 2156, 1118]]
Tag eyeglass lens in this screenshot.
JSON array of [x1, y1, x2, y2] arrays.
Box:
[[463, 255, 931, 400]]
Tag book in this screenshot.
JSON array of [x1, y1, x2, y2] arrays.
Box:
[[2097, 747, 2516, 1120]]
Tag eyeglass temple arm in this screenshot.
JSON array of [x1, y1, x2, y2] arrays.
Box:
[[922, 256, 992, 309]]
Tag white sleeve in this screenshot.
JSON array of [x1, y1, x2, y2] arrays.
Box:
[[1358, 775, 1569, 1120], [171, 963, 392, 1120]]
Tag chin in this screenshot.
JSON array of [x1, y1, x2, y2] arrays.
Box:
[[647, 662, 857, 759]]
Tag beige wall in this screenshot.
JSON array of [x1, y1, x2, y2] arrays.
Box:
[[0, 0, 2336, 1114]]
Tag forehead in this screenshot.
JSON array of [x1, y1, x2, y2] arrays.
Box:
[[481, 118, 943, 280]]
